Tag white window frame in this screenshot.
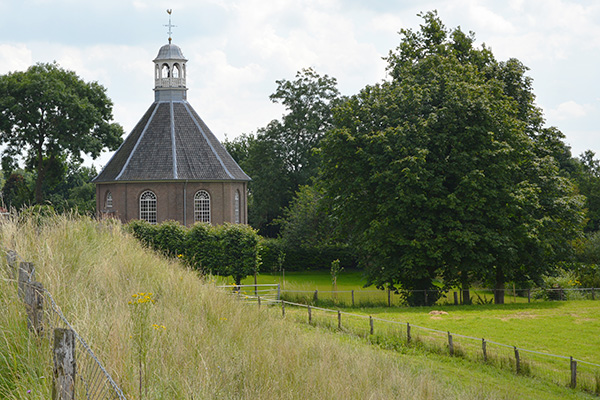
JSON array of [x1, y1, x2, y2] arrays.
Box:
[[140, 190, 157, 224], [194, 190, 211, 223], [106, 191, 113, 208]]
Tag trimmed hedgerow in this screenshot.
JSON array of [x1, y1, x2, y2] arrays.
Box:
[[126, 220, 260, 284]]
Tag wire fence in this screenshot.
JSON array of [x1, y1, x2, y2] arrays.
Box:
[[4, 249, 126, 400], [232, 288, 600, 395], [279, 286, 600, 307]]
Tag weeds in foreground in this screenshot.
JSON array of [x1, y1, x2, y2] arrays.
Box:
[[129, 292, 155, 400]]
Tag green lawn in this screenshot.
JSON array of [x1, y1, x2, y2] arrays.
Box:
[[235, 269, 600, 394]]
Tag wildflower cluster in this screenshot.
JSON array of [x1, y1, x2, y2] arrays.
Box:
[[152, 323, 166, 330], [129, 292, 155, 305]]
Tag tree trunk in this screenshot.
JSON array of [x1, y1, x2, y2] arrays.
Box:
[[34, 150, 53, 205], [461, 277, 471, 305], [494, 268, 505, 304]]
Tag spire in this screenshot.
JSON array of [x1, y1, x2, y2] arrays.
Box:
[[164, 9, 176, 44]]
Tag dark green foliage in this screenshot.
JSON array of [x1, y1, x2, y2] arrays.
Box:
[[258, 238, 286, 272], [1, 171, 33, 209], [280, 244, 356, 271], [319, 11, 585, 305], [154, 220, 187, 257], [126, 220, 157, 248], [573, 231, 600, 287], [215, 224, 260, 285], [0, 62, 123, 204], [184, 223, 219, 272], [572, 150, 600, 232], [126, 220, 261, 285]]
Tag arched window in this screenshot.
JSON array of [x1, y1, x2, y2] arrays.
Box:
[[173, 64, 180, 78], [106, 191, 113, 209], [155, 65, 160, 80], [194, 190, 210, 223], [234, 190, 240, 224], [140, 190, 157, 224], [161, 64, 170, 78]]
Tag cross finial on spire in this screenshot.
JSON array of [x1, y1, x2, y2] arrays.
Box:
[[164, 9, 176, 44]]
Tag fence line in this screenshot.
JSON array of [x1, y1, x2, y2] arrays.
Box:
[[232, 289, 600, 394], [280, 286, 599, 307], [4, 249, 126, 400]]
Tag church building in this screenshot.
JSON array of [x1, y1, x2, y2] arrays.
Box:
[[93, 35, 250, 226]]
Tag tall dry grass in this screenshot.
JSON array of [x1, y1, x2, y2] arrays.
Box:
[[0, 213, 537, 399]]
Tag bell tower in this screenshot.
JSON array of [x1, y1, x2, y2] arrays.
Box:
[[153, 10, 187, 102]]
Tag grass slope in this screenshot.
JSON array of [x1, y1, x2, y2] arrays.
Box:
[[0, 214, 595, 399]]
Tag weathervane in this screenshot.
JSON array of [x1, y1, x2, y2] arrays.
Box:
[[164, 9, 176, 44]]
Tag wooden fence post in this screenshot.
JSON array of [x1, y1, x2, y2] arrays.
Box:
[[448, 332, 454, 356], [257, 295, 261, 308], [514, 347, 521, 374], [308, 305, 312, 324], [281, 301, 285, 317], [407, 323, 411, 344], [387, 288, 391, 307], [277, 284, 281, 301], [254, 272, 258, 297], [570, 357, 577, 388], [25, 281, 44, 335], [369, 316, 374, 335], [53, 328, 76, 400], [592, 288, 595, 301], [424, 290, 428, 306], [527, 289, 531, 303], [454, 291, 458, 305], [18, 262, 35, 300], [338, 311, 342, 330], [351, 290, 355, 307], [482, 338, 487, 362], [313, 290, 318, 303]]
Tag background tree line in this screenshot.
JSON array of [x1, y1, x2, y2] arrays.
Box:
[[226, 11, 600, 305]]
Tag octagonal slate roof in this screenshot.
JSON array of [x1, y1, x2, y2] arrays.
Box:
[[93, 101, 250, 183]]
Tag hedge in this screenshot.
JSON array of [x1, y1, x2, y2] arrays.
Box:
[[126, 220, 260, 284]]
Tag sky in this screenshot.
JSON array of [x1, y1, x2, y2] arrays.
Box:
[[0, 0, 598, 170]]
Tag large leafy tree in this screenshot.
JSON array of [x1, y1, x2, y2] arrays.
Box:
[[0, 62, 123, 204], [320, 11, 585, 304], [225, 68, 340, 236]]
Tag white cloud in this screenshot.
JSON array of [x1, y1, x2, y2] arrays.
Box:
[[546, 100, 594, 121], [0, 44, 32, 74]]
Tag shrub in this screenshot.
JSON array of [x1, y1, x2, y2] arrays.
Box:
[[126, 219, 157, 248], [154, 220, 186, 257], [258, 238, 286, 272], [216, 223, 259, 285], [184, 222, 219, 273]]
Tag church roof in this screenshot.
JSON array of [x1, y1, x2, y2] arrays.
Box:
[[93, 100, 250, 182]]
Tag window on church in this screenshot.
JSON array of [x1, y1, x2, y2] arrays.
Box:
[[173, 64, 180, 78], [234, 190, 240, 224], [194, 190, 210, 223], [140, 190, 157, 224], [106, 191, 113, 209]]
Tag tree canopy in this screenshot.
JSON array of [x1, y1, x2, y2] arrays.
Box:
[[319, 11, 585, 304], [225, 68, 340, 236], [0, 62, 123, 204]]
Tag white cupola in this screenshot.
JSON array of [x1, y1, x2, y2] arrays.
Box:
[[153, 43, 188, 101]]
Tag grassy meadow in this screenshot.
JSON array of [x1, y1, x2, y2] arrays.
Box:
[[0, 214, 598, 399]]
